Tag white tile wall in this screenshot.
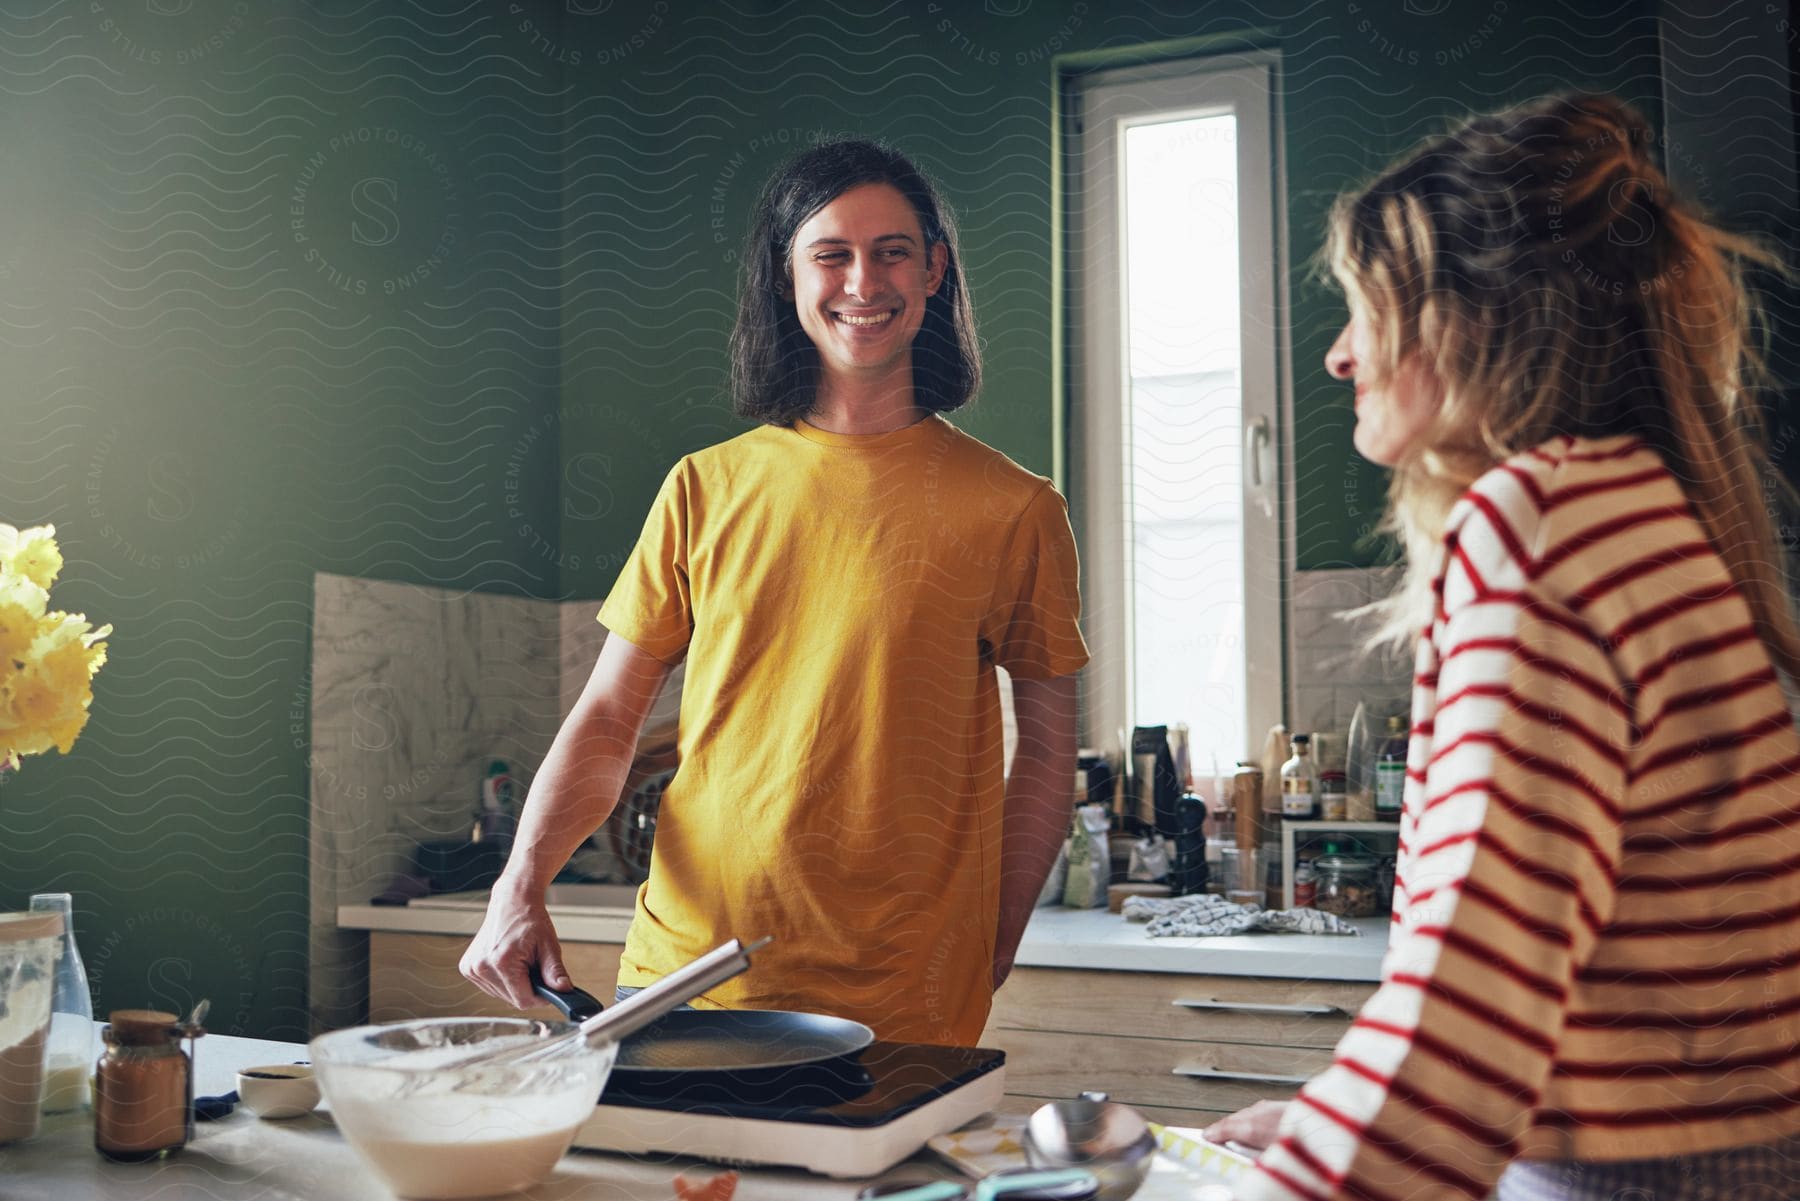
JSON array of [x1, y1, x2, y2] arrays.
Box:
[[1287, 566, 1411, 746], [309, 577, 681, 1032], [307, 573, 563, 1031]]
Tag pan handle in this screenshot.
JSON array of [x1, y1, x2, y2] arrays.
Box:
[[527, 967, 604, 1023]]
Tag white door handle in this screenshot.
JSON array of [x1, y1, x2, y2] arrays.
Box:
[[1244, 417, 1273, 517]]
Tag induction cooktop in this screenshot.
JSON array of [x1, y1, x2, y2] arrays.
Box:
[[571, 1041, 1007, 1178]]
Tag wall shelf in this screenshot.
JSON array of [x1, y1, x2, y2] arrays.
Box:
[[1279, 820, 1400, 909]]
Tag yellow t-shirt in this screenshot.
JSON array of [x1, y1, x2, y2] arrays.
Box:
[[598, 414, 1088, 1046]]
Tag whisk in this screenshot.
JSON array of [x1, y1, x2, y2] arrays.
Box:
[[443, 936, 771, 1070]]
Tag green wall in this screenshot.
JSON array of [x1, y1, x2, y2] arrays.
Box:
[[0, 0, 1676, 1038], [0, 2, 566, 1039]]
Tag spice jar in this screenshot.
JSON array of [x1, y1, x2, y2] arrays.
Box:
[[1313, 854, 1381, 918], [1293, 862, 1318, 910], [94, 1010, 195, 1161], [1317, 772, 1348, 822]]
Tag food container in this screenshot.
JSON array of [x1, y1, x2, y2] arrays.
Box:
[[0, 912, 62, 1145], [311, 1017, 616, 1200], [1216, 846, 1243, 895], [94, 1009, 198, 1160], [1313, 854, 1381, 918], [236, 1063, 320, 1120]]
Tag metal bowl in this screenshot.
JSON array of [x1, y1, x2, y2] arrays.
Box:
[[1023, 1093, 1157, 1201]]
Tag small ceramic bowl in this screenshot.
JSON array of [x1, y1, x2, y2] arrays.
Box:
[[236, 1063, 320, 1120]]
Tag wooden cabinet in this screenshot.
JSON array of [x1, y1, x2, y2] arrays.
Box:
[[980, 967, 1375, 1127], [368, 931, 626, 1023]]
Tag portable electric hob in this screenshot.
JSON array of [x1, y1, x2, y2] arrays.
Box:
[[571, 1041, 1008, 1178]]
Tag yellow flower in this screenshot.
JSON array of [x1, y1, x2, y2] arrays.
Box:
[[0, 600, 37, 666], [8, 526, 62, 591], [0, 524, 110, 771]]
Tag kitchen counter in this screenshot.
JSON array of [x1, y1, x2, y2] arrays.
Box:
[[0, 1033, 962, 1201], [1004, 906, 1386, 981], [339, 891, 1389, 983]]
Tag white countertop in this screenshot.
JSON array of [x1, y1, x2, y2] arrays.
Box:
[[339, 894, 1388, 983], [0, 1034, 955, 1200], [1007, 906, 1386, 981]]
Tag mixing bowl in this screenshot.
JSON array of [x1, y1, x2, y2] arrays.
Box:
[[311, 1017, 615, 1200]]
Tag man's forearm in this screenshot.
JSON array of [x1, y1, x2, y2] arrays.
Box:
[[995, 749, 1076, 964], [496, 709, 640, 899], [993, 674, 1079, 979]]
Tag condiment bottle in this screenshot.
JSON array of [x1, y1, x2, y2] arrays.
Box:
[[1375, 716, 1408, 822], [1293, 862, 1318, 909], [1280, 735, 1317, 821], [1317, 771, 1349, 822], [94, 1010, 196, 1161], [1231, 763, 1263, 854]]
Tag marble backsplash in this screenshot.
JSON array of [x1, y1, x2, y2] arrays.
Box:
[[307, 572, 676, 1032], [1287, 566, 1413, 744]]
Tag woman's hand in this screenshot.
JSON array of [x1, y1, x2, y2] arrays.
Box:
[[458, 882, 570, 1009], [1202, 1099, 1289, 1153]]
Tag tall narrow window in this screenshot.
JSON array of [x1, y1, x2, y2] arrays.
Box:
[[1072, 56, 1283, 778]]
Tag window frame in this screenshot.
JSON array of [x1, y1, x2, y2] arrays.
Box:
[[1066, 51, 1290, 765]]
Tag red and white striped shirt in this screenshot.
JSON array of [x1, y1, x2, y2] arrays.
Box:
[[1244, 435, 1800, 1201]]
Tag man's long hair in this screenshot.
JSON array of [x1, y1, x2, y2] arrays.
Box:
[[729, 139, 981, 425]]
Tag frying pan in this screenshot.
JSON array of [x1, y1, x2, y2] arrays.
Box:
[[530, 973, 874, 1073]]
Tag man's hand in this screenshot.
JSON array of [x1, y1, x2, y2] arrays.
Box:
[[458, 884, 571, 1010], [1202, 1099, 1288, 1153]]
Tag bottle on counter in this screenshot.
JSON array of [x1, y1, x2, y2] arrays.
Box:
[[472, 760, 517, 849], [1375, 716, 1408, 822], [27, 893, 94, 1114], [1317, 771, 1349, 823], [1280, 735, 1318, 821], [1293, 861, 1318, 910], [1172, 790, 1208, 896], [1344, 702, 1377, 822]]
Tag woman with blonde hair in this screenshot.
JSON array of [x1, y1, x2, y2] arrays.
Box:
[[1206, 92, 1800, 1200]]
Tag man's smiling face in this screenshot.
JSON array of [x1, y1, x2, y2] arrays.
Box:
[[787, 182, 947, 383]]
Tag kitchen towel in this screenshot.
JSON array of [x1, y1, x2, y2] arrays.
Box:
[[1121, 893, 1361, 937]]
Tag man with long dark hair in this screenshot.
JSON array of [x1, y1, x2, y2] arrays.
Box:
[[461, 140, 1087, 1046]]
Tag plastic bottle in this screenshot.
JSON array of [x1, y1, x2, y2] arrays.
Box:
[[474, 760, 517, 849], [1375, 717, 1408, 821], [27, 893, 94, 1113], [1344, 702, 1377, 822], [1280, 735, 1317, 821]]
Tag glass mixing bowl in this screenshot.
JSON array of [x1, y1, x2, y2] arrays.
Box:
[[310, 1017, 615, 1200]]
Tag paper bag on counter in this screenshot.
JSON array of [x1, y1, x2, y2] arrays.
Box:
[[1062, 803, 1111, 909]]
